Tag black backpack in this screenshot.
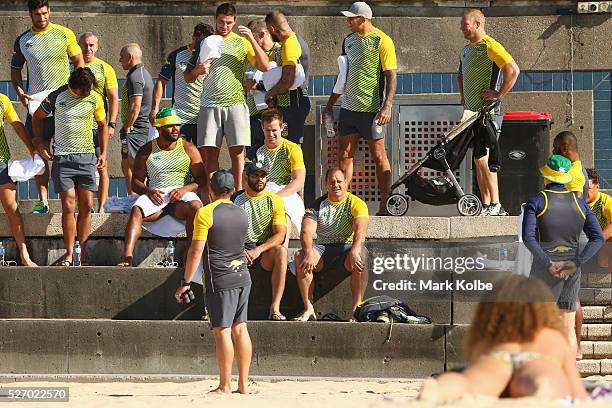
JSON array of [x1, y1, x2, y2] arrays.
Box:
[[354, 295, 431, 324]]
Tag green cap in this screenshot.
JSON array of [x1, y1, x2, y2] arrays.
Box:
[[154, 107, 182, 128]]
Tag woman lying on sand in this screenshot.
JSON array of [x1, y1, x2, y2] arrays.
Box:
[[419, 275, 587, 403]]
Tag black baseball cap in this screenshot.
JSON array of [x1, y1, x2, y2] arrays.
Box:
[[244, 161, 269, 176], [210, 170, 234, 193]]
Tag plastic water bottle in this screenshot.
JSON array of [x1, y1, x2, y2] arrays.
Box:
[[0, 241, 4, 264], [95, 170, 100, 187], [73, 241, 81, 266], [324, 112, 336, 138], [499, 243, 508, 261], [165, 241, 175, 265]]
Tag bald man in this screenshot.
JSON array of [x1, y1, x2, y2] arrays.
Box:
[[264, 10, 310, 145], [458, 9, 520, 216], [79, 32, 119, 212], [119, 43, 153, 194]]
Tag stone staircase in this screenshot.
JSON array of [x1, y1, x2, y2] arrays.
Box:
[[578, 270, 612, 376]]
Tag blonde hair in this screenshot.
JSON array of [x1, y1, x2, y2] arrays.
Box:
[[464, 8, 485, 25], [464, 275, 563, 360]]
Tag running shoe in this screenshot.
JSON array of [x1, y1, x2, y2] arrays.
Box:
[[488, 203, 508, 216], [479, 204, 491, 216], [32, 201, 49, 214]]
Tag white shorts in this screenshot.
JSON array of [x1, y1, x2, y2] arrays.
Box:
[[197, 103, 251, 148]]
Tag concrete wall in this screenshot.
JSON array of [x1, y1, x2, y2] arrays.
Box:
[[0, 5, 608, 182], [0, 319, 447, 377]]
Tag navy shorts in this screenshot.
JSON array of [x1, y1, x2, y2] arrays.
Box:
[[531, 264, 581, 311], [51, 153, 98, 193], [338, 108, 385, 140], [0, 161, 14, 186], [313, 242, 353, 271], [120, 128, 148, 159], [180, 123, 197, 145], [206, 284, 251, 328], [278, 89, 311, 145], [25, 113, 54, 141]]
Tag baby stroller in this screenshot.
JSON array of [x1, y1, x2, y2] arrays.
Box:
[[386, 102, 500, 217]]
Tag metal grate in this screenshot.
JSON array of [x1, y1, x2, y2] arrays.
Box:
[[321, 134, 381, 203]]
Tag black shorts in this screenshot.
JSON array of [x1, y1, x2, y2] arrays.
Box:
[[278, 89, 310, 145], [531, 265, 581, 311], [120, 128, 148, 159], [313, 242, 352, 271], [206, 284, 251, 328], [51, 153, 98, 193], [180, 123, 197, 145], [338, 108, 386, 140], [0, 161, 14, 186], [25, 113, 55, 141]]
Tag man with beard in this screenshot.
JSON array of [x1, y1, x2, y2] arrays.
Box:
[[118, 108, 205, 267], [11, 0, 84, 214], [232, 161, 287, 320], [184, 3, 270, 191]]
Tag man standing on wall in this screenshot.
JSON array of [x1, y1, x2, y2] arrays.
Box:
[[458, 8, 520, 216], [150, 23, 214, 145], [78, 32, 119, 213], [264, 10, 311, 145], [11, 0, 84, 214], [322, 1, 396, 216], [184, 3, 270, 192], [119, 43, 154, 195]]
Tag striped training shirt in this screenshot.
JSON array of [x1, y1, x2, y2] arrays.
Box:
[[159, 45, 203, 125], [0, 93, 20, 163], [146, 137, 191, 189], [232, 189, 286, 244], [304, 192, 369, 245], [11, 23, 81, 95]]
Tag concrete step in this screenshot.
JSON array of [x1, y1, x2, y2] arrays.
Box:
[[579, 287, 611, 306], [582, 306, 612, 323], [0, 213, 521, 239], [576, 359, 612, 376], [580, 341, 612, 359], [0, 319, 446, 378], [581, 324, 612, 341], [580, 272, 612, 290]]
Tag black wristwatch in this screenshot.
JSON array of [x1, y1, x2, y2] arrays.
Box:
[[180, 279, 191, 287], [108, 122, 116, 129]]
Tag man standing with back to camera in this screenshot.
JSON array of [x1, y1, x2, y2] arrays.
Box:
[[176, 170, 252, 395]]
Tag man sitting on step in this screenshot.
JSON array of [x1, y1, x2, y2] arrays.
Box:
[[293, 167, 369, 321], [118, 108, 205, 266], [232, 161, 287, 320]]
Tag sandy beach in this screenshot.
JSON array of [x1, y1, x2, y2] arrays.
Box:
[[3, 376, 610, 407]]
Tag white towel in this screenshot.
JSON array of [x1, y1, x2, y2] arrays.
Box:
[[516, 204, 533, 276], [103, 195, 139, 213], [8, 154, 45, 182], [262, 63, 306, 92], [27, 90, 54, 117], [198, 35, 223, 81], [333, 55, 348, 95], [133, 187, 201, 218], [147, 125, 158, 142], [266, 181, 305, 235]]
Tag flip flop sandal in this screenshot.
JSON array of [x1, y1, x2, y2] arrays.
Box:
[[268, 312, 287, 321]]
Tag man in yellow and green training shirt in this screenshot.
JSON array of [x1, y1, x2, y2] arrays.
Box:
[[11, 0, 84, 214], [458, 8, 520, 216], [322, 1, 396, 215]]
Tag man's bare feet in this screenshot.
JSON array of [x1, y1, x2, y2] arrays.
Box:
[[21, 257, 37, 267], [236, 385, 249, 394], [292, 308, 317, 321], [116, 256, 133, 267], [208, 386, 231, 395]]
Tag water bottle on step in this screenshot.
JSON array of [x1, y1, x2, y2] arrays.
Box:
[[73, 240, 81, 266], [165, 240, 175, 266]]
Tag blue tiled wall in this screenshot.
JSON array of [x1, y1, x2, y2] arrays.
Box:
[[4, 69, 612, 198]]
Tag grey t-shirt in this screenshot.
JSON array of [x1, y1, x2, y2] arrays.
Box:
[[121, 63, 153, 134]]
